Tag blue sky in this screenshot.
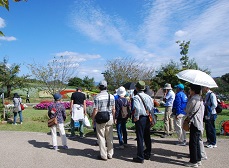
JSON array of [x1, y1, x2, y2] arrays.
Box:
[[1, 0, 229, 82]]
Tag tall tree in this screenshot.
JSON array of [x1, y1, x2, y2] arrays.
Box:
[[82, 76, 94, 91], [28, 56, 78, 95], [176, 40, 190, 69], [104, 57, 155, 91], [0, 57, 28, 97], [68, 77, 83, 87]]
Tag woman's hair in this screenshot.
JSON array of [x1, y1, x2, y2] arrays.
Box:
[[13, 93, 20, 98], [189, 84, 201, 94]]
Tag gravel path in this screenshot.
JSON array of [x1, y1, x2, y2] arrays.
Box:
[[0, 131, 228, 168]]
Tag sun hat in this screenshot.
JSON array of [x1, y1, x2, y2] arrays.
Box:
[[53, 93, 62, 101], [175, 83, 184, 90], [163, 83, 172, 90], [117, 86, 127, 97], [135, 81, 146, 90], [99, 80, 107, 87]]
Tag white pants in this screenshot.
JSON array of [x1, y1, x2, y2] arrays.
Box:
[[51, 123, 67, 147], [174, 114, 186, 142]]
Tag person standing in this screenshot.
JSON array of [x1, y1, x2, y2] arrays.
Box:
[[161, 83, 175, 138], [115, 86, 129, 149], [202, 86, 218, 148], [172, 84, 188, 145], [184, 84, 204, 167], [132, 81, 154, 163], [92, 80, 115, 161], [48, 93, 68, 150], [70, 87, 87, 138], [12, 93, 23, 125], [26, 91, 30, 103]]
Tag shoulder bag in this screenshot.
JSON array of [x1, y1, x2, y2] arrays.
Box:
[[95, 93, 110, 124], [183, 101, 201, 131], [138, 94, 157, 127], [48, 108, 58, 127]]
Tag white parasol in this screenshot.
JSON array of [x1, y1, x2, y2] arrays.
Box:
[[176, 69, 218, 88]]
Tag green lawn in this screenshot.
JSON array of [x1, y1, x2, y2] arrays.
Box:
[[0, 106, 229, 138]]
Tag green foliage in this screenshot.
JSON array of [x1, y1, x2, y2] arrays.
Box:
[[0, 57, 29, 97], [151, 60, 180, 89], [82, 76, 94, 90], [0, 0, 9, 11], [68, 77, 83, 86]]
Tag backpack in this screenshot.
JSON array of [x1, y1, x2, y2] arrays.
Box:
[[119, 98, 129, 119]]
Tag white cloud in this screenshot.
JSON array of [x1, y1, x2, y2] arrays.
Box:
[[0, 36, 17, 41], [69, 0, 229, 80], [0, 17, 6, 28]]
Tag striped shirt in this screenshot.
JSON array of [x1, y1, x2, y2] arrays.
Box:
[[93, 90, 115, 119]]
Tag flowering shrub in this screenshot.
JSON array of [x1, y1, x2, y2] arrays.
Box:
[[34, 100, 94, 110]]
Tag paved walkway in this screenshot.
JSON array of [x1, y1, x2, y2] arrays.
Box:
[[0, 131, 228, 168]]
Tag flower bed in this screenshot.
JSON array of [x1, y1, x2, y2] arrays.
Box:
[[34, 100, 94, 110]]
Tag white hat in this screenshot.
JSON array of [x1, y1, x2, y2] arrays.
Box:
[[117, 86, 126, 97], [163, 83, 172, 90]]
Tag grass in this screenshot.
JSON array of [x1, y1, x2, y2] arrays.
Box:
[[0, 106, 229, 139]]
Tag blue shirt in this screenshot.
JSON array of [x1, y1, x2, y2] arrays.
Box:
[[172, 91, 188, 115], [164, 90, 175, 107]]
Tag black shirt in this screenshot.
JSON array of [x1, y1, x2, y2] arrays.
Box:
[[71, 92, 86, 105]]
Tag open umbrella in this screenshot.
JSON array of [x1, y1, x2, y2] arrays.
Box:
[[176, 69, 218, 88], [123, 82, 136, 90]]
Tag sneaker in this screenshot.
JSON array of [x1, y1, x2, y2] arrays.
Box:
[[213, 144, 217, 148], [12, 123, 17, 125], [160, 134, 170, 138], [201, 157, 207, 160], [115, 145, 124, 149], [132, 157, 144, 163], [63, 145, 68, 149], [197, 161, 202, 166], [53, 146, 58, 150], [206, 144, 213, 148], [79, 135, 85, 139], [20, 122, 23, 124], [184, 162, 198, 167], [123, 143, 128, 147], [176, 141, 186, 146]]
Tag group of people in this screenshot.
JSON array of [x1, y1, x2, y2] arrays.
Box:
[[161, 82, 218, 167], [47, 79, 218, 167]]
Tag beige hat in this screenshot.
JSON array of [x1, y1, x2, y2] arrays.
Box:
[[164, 83, 172, 90], [117, 86, 126, 97]]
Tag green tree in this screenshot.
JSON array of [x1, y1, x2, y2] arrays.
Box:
[[82, 76, 94, 91], [68, 77, 83, 87], [0, 57, 28, 97], [176, 40, 190, 69], [151, 60, 180, 91]]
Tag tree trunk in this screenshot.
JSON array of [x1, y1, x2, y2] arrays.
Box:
[[6, 85, 11, 98]]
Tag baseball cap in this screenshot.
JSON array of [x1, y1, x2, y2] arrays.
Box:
[[175, 83, 184, 90]]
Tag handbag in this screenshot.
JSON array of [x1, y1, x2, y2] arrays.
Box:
[[83, 115, 91, 128], [20, 104, 25, 110], [95, 94, 110, 124], [138, 94, 157, 127], [48, 110, 58, 127], [48, 117, 57, 127], [182, 101, 201, 131]]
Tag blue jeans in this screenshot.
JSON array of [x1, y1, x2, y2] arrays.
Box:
[[13, 111, 23, 124], [135, 116, 151, 160], [205, 114, 217, 145], [116, 119, 127, 145]]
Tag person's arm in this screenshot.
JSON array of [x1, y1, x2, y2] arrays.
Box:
[[70, 100, 73, 115], [83, 99, 87, 115]]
